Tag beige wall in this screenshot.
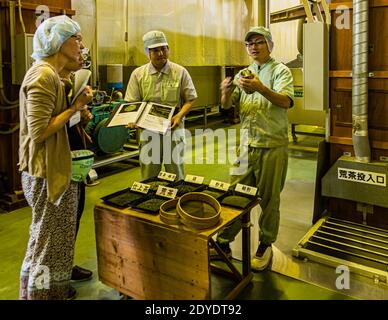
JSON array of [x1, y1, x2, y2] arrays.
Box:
[[270, 0, 301, 64], [73, 0, 301, 67], [72, 0, 98, 85], [72, 0, 95, 49], [72, 0, 302, 93]]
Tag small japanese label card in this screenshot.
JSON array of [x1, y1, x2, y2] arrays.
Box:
[[131, 182, 150, 194], [158, 171, 176, 182], [184, 174, 204, 185], [156, 185, 178, 199], [209, 179, 230, 192], [235, 183, 257, 196]]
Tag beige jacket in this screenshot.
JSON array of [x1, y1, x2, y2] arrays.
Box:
[[19, 61, 71, 204]]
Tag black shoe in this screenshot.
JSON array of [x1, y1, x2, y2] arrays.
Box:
[[66, 286, 77, 300], [209, 242, 232, 260], [71, 265, 93, 282]]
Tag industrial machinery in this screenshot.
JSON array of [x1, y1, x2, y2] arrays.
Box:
[[86, 97, 139, 172], [80, 54, 138, 174], [284, 14, 327, 143], [287, 67, 326, 143], [289, 0, 388, 284], [87, 100, 130, 154]]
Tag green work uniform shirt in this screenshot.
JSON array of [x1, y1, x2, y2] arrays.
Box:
[[231, 58, 294, 148]]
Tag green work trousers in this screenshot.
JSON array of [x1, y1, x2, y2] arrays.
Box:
[[139, 124, 186, 181], [217, 145, 288, 246]]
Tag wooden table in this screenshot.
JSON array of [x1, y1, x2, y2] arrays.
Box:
[[94, 199, 258, 300]]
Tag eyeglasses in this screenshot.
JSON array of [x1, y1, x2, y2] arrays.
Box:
[[71, 35, 83, 44], [245, 40, 266, 48]]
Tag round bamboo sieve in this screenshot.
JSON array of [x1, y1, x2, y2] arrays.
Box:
[[177, 192, 221, 229], [159, 198, 181, 225]]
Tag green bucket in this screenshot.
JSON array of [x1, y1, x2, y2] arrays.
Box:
[[71, 150, 95, 183]]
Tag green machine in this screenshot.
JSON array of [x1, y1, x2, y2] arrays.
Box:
[[86, 101, 134, 155]]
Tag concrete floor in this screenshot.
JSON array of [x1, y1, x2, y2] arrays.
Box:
[[0, 123, 361, 300]]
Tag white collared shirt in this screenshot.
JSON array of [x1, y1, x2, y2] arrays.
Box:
[[125, 60, 197, 110]]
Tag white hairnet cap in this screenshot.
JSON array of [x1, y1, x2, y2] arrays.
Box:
[[32, 15, 81, 60], [245, 26, 274, 53], [143, 30, 168, 49]]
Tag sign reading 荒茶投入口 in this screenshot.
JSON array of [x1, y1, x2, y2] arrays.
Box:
[[338, 168, 386, 187]]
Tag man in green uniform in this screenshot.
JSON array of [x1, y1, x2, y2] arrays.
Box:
[[215, 26, 294, 271], [125, 30, 197, 180]]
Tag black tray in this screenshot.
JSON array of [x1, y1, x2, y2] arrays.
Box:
[[170, 180, 205, 196], [218, 189, 258, 210], [101, 188, 148, 209], [200, 186, 228, 200], [140, 177, 174, 192], [132, 195, 170, 214]]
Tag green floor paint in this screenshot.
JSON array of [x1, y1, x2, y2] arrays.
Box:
[[0, 124, 353, 300]]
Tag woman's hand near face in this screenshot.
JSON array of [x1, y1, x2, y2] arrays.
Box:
[[72, 86, 93, 111]]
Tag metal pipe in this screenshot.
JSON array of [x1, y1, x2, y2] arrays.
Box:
[[352, 0, 370, 163], [0, 2, 19, 105], [17, 0, 26, 34], [0, 102, 19, 110], [91, 0, 99, 88], [255, 0, 264, 27], [255, 0, 269, 27], [124, 0, 128, 65], [297, 18, 304, 55], [0, 123, 20, 134], [265, 0, 270, 28], [10, 1, 17, 85]]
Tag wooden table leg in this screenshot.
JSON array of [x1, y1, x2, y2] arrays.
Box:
[[242, 208, 251, 276], [224, 273, 253, 300], [209, 238, 242, 280]]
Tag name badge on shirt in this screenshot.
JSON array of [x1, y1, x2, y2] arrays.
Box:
[[69, 111, 81, 128]]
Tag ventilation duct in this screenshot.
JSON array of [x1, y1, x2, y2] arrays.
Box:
[[352, 0, 371, 162]]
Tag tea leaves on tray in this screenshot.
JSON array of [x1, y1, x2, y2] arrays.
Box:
[[147, 180, 170, 191], [109, 191, 144, 207], [202, 189, 223, 199], [176, 184, 197, 194], [137, 198, 166, 212], [221, 195, 251, 208]]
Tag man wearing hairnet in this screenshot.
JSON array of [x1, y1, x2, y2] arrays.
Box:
[[19, 15, 93, 300], [125, 30, 197, 180], [213, 26, 294, 271]]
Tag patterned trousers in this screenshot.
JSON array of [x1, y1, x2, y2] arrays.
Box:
[[19, 172, 79, 300]]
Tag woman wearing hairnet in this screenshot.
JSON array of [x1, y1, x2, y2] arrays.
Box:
[[18, 15, 93, 300]]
